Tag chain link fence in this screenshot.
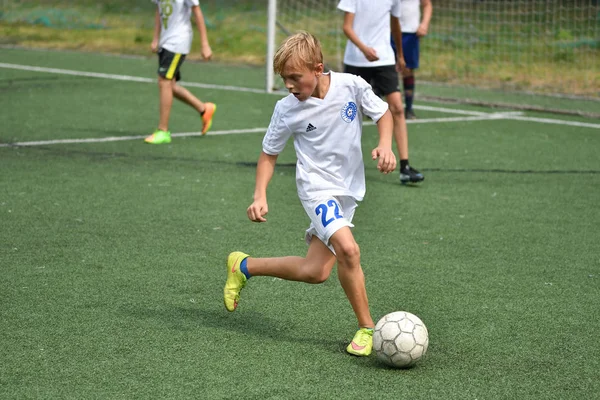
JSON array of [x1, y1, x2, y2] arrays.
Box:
[[2, 0, 599, 114]]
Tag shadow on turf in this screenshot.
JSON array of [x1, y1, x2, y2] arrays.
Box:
[[120, 303, 420, 368], [15, 147, 600, 175], [120, 303, 352, 356]]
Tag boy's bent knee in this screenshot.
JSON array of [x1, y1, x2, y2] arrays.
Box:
[[301, 260, 332, 283], [304, 270, 330, 284], [335, 241, 361, 265], [389, 104, 405, 118]]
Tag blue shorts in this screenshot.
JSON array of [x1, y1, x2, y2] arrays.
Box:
[[402, 33, 420, 69], [391, 33, 420, 70]]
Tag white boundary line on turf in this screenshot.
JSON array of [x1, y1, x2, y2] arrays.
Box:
[[506, 115, 600, 129], [1, 62, 599, 131], [0, 128, 267, 147], [0, 115, 525, 148], [0, 62, 267, 94]]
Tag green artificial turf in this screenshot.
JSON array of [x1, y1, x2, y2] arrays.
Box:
[[1, 48, 599, 399]]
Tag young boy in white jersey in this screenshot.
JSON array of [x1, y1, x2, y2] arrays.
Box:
[[145, 0, 216, 144], [391, 0, 433, 120], [338, 0, 424, 184], [223, 31, 397, 356]]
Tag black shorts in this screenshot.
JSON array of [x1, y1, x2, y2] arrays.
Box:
[[343, 64, 400, 96], [157, 48, 186, 81]]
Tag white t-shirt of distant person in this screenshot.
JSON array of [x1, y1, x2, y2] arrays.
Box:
[[153, 0, 199, 54], [400, 0, 422, 33], [337, 0, 402, 67]]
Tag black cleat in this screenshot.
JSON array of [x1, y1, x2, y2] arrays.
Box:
[[400, 166, 424, 184], [405, 109, 417, 120]]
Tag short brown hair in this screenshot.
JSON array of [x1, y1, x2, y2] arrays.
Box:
[[273, 31, 323, 74]]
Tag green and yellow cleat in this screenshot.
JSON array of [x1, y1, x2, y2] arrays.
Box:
[[346, 327, 373, 356], [144, 129, 172, 144], [224, 251, 249, 312]]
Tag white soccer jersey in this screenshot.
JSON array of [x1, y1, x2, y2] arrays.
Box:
[[153, 0, 199, 55], [262, 72, 389, 202], [400, 0, 422, 33], [337, 0, 401, 67]]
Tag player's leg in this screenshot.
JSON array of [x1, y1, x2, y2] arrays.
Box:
[[143, 75, 175, 144], [376, 66, 424, 184], [304, 196, 374, 356], [172, 83, 203, 112], [329, 227, 372, 328], [172, 83, 216, 135], [146, 49, 184, 144], [246, 241, 336, 283], [385, 90, 408, 161], [328, 227, 375, 356], [372, 66, 406, 157], [157, 76, 174, 132], [223, 240, 336, 312], [402, 68, 416, 119], [401, 33, 420, 119]]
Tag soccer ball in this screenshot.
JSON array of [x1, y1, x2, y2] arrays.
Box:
[[373, 311, 429, 368]]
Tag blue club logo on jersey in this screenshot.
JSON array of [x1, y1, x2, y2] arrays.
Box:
[[341, 101, 357, 123]]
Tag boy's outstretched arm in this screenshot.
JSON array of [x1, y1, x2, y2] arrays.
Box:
[[342, 12, 379, 62], [247, 152, 278, 222], [151, 8, 160, 53], [371, 110, 397, 174], [192, 5, 212, 60]]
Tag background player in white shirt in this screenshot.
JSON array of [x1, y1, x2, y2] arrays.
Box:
[[391, 0, 433, 120], [223, 31, 396, 357], [338, 0, 424, 184], [145, 0, 216, 144]]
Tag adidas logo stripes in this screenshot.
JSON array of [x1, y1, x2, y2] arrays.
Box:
[[306, 123, 317, 132]]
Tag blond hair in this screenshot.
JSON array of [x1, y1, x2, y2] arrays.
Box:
[[273, 31, 323, 74]]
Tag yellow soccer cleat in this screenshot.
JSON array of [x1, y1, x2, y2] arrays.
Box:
[[224, 251, 249, 312], [201, 102, 217, 135], [346, 327, 373, 356]]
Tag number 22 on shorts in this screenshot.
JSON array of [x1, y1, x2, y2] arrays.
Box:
[[315, 199, 343, 228]]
